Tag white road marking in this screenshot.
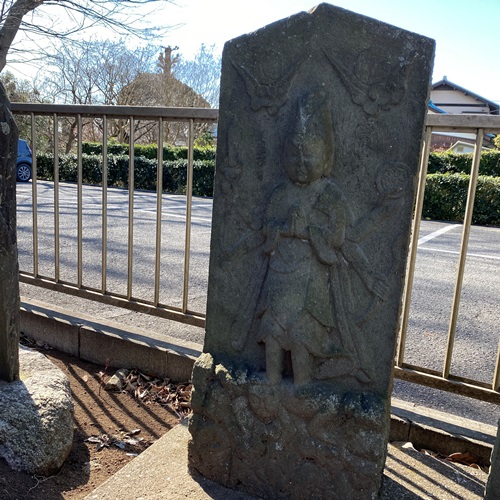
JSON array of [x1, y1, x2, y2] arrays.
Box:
[[419, 246, 500, 261], [418, 224, 458, 246]]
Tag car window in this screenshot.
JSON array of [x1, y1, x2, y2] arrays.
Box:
[[18, 140, 32, 156]]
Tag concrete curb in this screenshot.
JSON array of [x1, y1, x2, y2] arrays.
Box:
[[21, 298, 200, 382], [20, 297, 496, 466]]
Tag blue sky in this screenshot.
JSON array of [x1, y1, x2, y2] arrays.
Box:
[[158, 0, 500, 104]]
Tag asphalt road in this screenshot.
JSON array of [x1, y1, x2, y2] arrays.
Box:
[[16, 181, 500, 426], [16, 181, 212, 343]]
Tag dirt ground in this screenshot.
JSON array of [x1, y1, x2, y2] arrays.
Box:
[[0, 345, 182, 499]]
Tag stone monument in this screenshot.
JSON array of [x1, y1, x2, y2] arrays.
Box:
[[189, 4, 434, 498], [0, 81, 20, 383]]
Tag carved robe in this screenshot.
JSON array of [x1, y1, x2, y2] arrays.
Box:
[[256, 177, 353, 360]]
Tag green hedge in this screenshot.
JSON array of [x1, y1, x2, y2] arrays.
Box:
[[428, 150, 500, 177], [81, 142, 216, 162], [36, 153, 215, 197], [35, 152, 500, 226], [423, 173, 500, 226]]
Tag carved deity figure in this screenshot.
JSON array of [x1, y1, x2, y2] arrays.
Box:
[[256, 90, 389, 386]]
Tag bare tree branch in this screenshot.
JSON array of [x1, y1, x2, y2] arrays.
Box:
[[173, 44, 221, 108], [0, 0, 175, 71], [0, 0, 44, 70]]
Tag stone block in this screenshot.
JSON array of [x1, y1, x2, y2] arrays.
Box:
[[0, 346, 74, 475]]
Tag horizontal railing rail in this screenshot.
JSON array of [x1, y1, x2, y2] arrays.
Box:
[[12, 103, 500, 405], [11, 103, 219, 122], [425, 113, 500, 132]]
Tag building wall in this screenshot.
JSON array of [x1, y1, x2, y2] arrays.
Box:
[[431, 89, 492, 114]]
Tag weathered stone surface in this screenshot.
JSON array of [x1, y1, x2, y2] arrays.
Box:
[[0, 81, 20, 382], [485, 420, 500, 499], [190, 3, 434, 499], [0, 346, 74, 475], [191, 355, 387, 498]]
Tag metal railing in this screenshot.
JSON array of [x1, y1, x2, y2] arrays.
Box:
[[396, 113, 500, 404], [12, 103, 218, 327], [11, 104, 500, 403]]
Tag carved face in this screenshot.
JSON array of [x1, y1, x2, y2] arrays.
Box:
[[284, 135, 332, 185], [284, 89, 335, 185]]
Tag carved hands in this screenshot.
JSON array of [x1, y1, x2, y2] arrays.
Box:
[[263, 204, 310, 254], [289, 205, 309, 239]]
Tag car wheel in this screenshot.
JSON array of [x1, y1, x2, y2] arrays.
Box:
[[16, 163, 32, 182]]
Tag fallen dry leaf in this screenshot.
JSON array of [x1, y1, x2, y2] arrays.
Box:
[[420, 449, 440, 458], [114, 369, 193, 417], [445, 452, 480, 466]]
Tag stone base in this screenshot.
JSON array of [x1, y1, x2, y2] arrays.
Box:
[[0, 346, 74, 475], [189, 353, 389, 499]]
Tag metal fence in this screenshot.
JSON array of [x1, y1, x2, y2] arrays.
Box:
[[396, 113, 500, 404], [11, 104, 500, 403], [12, 103, 218, 328]]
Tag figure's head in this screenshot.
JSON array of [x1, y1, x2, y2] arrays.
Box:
[[284, 89, 334, 185]]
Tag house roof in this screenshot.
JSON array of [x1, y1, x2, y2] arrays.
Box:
[[449, 140, 490, 152], [432, 76, 499, 115], [427, 100, 446, 114]]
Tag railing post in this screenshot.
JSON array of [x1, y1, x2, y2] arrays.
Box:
[[77, 114, 83, 287], [102, 115, 108, 294], [397, 126, 433, 367], [182, 119, 195, 314], [154, 118, 164, 306], [53, 113, 60, 282], [442, 129, 484, 379], [31, 112, 38, 277], [127, 117, 135, 301]]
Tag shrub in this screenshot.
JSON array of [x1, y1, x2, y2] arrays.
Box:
[[163, 159, 215, 196], [423, 173, 500, 226], [35, 153, 215, 197], [478, 150, 500, 177], [34, 153, 500, 225], [428, 150, 500, 177], [80, 142, 216, 162]]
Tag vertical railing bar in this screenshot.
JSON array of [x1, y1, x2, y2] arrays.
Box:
[[127, 117, 134, 300], [30, 113, 39, 277], [182, 119, 195, 314], [77, 114, 83, 288], [396, 126, 433, 367], [53, 113, 60, 282], [493, 342, 500, 391], [101, 115, 108, 294], [442, 128, 484, 379], [154, 118, 164, 306]]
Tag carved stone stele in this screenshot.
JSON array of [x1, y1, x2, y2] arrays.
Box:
[[189, 4, 435, 498]]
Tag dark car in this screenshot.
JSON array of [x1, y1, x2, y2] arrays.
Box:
[[16, 139, 32, 182]]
